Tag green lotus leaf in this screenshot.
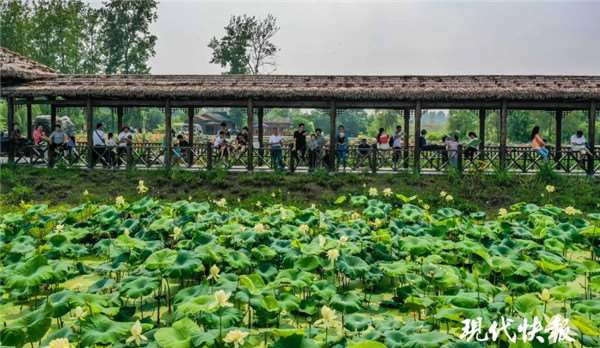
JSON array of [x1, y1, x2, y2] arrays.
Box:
[[331, 292, 362, 314], [222, 250, 253, 269], [399, 236, 431, 256], [79, 315, 137, 347], [260, 294, 280, 313], [11, 305, 52, 344], [573, 300, 600, 315], [277, 293, 301, 312], [6, 255, 54, 289], [335, 195, 347, 205], [239, 273, 266, 294], [345, 313, 370, 331], [120, 276, 159, 298], [47, 289, 74, 317], [88, 277, 115, 293], [168, 250, 204, 278], [513, 293, 542, 315], [272, 334, 319, 348], [337, 255, 370, 278], [251, 245, 277, 261], [145, 249, 178, 271], [275, 269, 315, 288], [294, 255, 322, 272], [549, 284, 580, 301], [570, 314, 600, 336], [155, 317, 202, 348]]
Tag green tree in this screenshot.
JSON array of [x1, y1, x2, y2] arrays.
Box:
[[209, 14, 280, 74], [0, 0, 32, 56], [80, 6, 103, 73], [447, 110, 478, 139], [100, 0, 158, 74]]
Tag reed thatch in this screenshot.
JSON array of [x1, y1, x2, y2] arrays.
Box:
[[3, 74, 600, 101], [0, 47, 57, 85]]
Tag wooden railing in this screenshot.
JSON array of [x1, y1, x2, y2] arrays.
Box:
[[8, 141, 599, 175]]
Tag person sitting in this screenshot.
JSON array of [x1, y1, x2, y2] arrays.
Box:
[[33, 125, 46, 145], [419, 129, 429, 150], [531, 125, 549, 160], [464, 132, 480, 160], [48, 124, 67, 166], [92, 122, 107, 167], [117, 126, 133, 166], [106, 133, 117, 167], [570, 130, 591, 155], [391, 125, 403, 170], [214, 130, 229, 165], [356, 138, 372, 170]]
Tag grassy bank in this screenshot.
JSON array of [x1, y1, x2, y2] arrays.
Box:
[[1, 165, 599, 213]]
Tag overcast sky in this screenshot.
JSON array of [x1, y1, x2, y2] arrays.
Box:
[[147, 0, 600, 75]]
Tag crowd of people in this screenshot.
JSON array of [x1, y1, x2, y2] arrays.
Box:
[[4, 121, 595, 170]]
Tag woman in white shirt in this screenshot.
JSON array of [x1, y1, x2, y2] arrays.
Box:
[[269, 128, 285, 170]]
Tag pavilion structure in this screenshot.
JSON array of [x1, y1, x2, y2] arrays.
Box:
[[1, 47, 599, 174]]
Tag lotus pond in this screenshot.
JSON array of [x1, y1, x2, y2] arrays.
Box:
[[0, 191, 599, 348]]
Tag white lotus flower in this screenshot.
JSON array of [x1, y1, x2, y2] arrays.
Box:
[[83, 190, 89, 196], [223, 329, 249, 348], [564, 206, 578, 216], [115, 195, 126, 206], [339, 235, 349, 245], [318, 235, 327, 248], [126, 320, 147, 346], [368, 187, 378, 196], [215, 198, 227, 208], [545, 185, 555, 193], [214, 290, 233, 308], [72, 306, 87, 320], [137, 180, 148, 194], [298, 224, 309, 234], [254, 223, 268, 233], [55, 224, 64, 233], [439, 191, 447, 198], [383, 188, 393, 197], [350, 212, 361, 220], [445, 195, 454, 202], [327, 249, 340, 263], [498, 208, 508, 217], [172, 226, 183, 240]]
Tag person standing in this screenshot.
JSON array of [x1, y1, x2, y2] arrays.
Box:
[[376, 128, 390, 150], [117, 126, 132, 166], [570, 130, 591, 155], [48, 124, 67, 167], [336, 125, 349, 172], [531, 126, 549, 160], [464, 132, 480, 160], [445, 134, 460, 168], [292, 123, 307, 169], [269, 128, 285, 171], [391, 125, 403, 170], [92, 123, 106, 167]]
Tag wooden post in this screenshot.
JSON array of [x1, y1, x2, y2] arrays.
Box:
[[329, 100, 336, 171], [117, 106, 123, 132], [7, 97, 15, 163], [86, 99, 94, 168], [50, 102, 57, 131], [403, 108, 410, 169], [247, 99, 254, 171], [479, 109, 486, 160], [499, 101, 508, 169], [457, 144, 463, 173], [165, 100, 172, 169], [257, 107, 264, 166], [26, 98, 33, 140], [413, 101, 422, 173], [588, 102, 596, 175], [187, 107, 194, 167], [555, 110, 563, 163]]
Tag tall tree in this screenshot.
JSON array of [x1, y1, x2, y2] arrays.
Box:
[[100, 0, 158, 74], [208, 14, 280, 74], [80, 6, 103, 74], [0, 0, 32, 56]]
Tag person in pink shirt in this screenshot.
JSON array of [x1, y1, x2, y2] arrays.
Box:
[[33, 125, 45, 145]]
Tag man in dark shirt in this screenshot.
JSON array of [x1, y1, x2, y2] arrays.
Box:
[[419, 129, 428, 150], [292, 123, 306, 168]]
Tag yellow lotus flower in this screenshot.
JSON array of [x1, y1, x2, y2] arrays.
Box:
[[350, 211, 361, 220], [440, 191, 447, 198], [318, 235, 327, 248], [126, 320, 147, 346], [215, 198, 227, 208], [564, 206, 578, 216], [214, 290, 233, 308], [83, 190, 89, 196], [255, 201, 262, 208], [423, 204, 430, 210], [115, 195, 126, 206], [538, 288, 551, 302], [223, 329, 249, 348], [271, 192, 276, 198], [327, 249, 340, 263], [55, 224, 64, 233], [498, 208, 508, 217], [72, 306, 87, 320], [137, 180, 148, 194], [383, 188, 393, 197], [188, 195, 192, 201], [368, 187, 378, 196], [545, 185, 555, 193], [48, 338, 70, 348], [254, 223, 268, 233], [172, 226, 183, 240], [208, 264, 220, 281], [445, 195, 454, 202], [298, 224, 310, 234]]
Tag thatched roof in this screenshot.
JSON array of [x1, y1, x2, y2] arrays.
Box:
[[0, 47, 57, 85], [3, 74, 600, 101]]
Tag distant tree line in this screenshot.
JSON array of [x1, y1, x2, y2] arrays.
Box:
[[0, 0, 158, 74]]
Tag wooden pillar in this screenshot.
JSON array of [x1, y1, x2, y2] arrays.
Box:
[[7, 97, 15, 163], [413, 101, 422, 173], [165, 100, 172, 168], [247, 99, 254, 171], [257, 107, 264, 166], [187, 107, 194, 145], [50, 102, 57, 131], [26, 98, 33, 140], [117, 106, 124, 132], [403, 108, 410, 169], [479, 109, 486, 160], [329, 100, 336, 171], [588, 102, 596, 175], [499, 101, 508, 169], [86, 99, 94, 168], [555, 110, 563, 162]]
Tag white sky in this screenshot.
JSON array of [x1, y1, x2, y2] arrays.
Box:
[[146, 0, 600, 75]]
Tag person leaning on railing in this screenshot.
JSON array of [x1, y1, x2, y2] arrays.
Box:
[[445, 134, 460, 168], [336, 125, 349, 172], [92, 122, 107, 168], [48, 124, 67, 167], [531, 125, 549, 161], [356, 138, 372, 170], [570, 130, 592, 156], [391, 125, 403, 171], [464, 132, 480, 161], [117, 126, 133, 166], [269, 128, 285, 171], [106, 133, 117, 167]]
